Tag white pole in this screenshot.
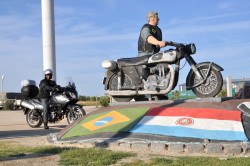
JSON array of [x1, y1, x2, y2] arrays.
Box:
[[226, 76, 232, 97], [41, 0, 56, 81]]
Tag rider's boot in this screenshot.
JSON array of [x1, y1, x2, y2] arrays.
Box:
[[44, 122, 49, 129]]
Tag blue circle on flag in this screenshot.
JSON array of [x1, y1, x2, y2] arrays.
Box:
[[94, 117, 113, 126]]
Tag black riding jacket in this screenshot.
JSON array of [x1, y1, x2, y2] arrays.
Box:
[[39, 79, 57, 99]]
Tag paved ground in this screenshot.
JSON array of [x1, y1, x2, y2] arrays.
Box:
[[0, 107, 103, 166], [0, 106, 99, 145]]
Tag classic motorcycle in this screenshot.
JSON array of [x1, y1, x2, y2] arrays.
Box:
[[102, 41, 224, 102], [20, 81, 86, 128]]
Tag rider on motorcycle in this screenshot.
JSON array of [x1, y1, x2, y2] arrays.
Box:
[[39, 69, 57, 129], [138, 11, 167, 57]]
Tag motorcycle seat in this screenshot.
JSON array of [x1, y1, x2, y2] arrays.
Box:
[[117, 55, 150, 67]]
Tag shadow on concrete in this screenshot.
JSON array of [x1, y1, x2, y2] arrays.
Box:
[[0, 125, 66, 140]]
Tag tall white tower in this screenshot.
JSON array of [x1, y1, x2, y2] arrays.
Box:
[[41, 0, 56, 80]]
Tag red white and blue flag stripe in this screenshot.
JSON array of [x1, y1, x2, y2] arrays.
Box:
[[130, 107, 248, 141]]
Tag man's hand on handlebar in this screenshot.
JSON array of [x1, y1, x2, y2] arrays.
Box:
[[156, 41, 186, 50], [52, 85, 62, 92], [158, 41, 167, 48]]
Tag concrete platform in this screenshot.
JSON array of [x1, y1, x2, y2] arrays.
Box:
[[47, 98, 250, 156]]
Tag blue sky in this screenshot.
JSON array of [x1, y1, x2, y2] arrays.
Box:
[[0, 0, 250, 96]]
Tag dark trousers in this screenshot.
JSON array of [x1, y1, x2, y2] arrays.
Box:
[[41, 98, 50, 123]]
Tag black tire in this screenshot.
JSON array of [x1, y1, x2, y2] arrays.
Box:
[[112, 96, 134, 102], [134, 95, 148, 101], [26, 109, 43, 128], [189, 65, 223, 97], [153, 95, 169, 100], [66, 105, 86, 124]]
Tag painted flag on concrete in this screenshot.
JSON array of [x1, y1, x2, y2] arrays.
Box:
[[130, 107, 248, 141], [82, 111, 130, 131], [61, 107, 149, 139]]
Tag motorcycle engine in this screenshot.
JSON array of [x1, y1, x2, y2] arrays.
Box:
[[143, 64, 171, 91], [49, 106, 64, 123]]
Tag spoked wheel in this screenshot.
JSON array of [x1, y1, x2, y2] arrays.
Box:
[[26, 109, 43, 128], [189, 65, 223, 97], [109, 74, 135, 102], [66, 105, 86, 124]]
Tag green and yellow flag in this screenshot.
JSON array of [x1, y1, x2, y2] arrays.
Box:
[[61, 107, 149, 140]]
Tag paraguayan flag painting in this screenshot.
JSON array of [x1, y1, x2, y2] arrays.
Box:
[[130, 107, 248, 141]]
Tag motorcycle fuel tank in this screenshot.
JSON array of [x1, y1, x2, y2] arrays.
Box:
[[148, 50, 177, 64], [51, 94, 69, 104]]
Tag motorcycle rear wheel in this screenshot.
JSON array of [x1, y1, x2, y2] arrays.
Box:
[[108, 74, 135, 102], [66, 105, 86, 124], [26, 109, 43, 128], [112, 96, 134, 102], [189, 65, 223, 97]]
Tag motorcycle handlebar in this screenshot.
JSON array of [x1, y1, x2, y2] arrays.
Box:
[[156, 41, 184, 49], [52, 85, 62, 93], [166, 41, 185, 47]]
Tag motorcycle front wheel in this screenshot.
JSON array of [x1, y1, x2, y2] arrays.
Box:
[[66, 105, 86, 124], [26, 109, 43, 128], [189, 65, 223, 97]]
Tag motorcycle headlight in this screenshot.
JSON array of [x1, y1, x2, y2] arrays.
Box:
[[185, 43, 196, 54], [102, 60, 117, 70]]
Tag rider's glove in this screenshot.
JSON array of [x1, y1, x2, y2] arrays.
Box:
[[53, 85, 61, 92]]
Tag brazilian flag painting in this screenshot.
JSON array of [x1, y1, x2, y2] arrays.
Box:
[[60, 107, 150, 140]]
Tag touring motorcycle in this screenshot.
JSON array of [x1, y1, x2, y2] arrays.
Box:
[[20, 81, 86, 128], [102, 41, 224, 102]]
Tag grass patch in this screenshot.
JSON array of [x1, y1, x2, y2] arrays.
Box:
[[0, 141, 134, 166], [77, 101, 99, 106], [59, 147, 134, 166], [0, 141, 70, 158], [2, 141, 250, 166], [121, 156, 250, 166]]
